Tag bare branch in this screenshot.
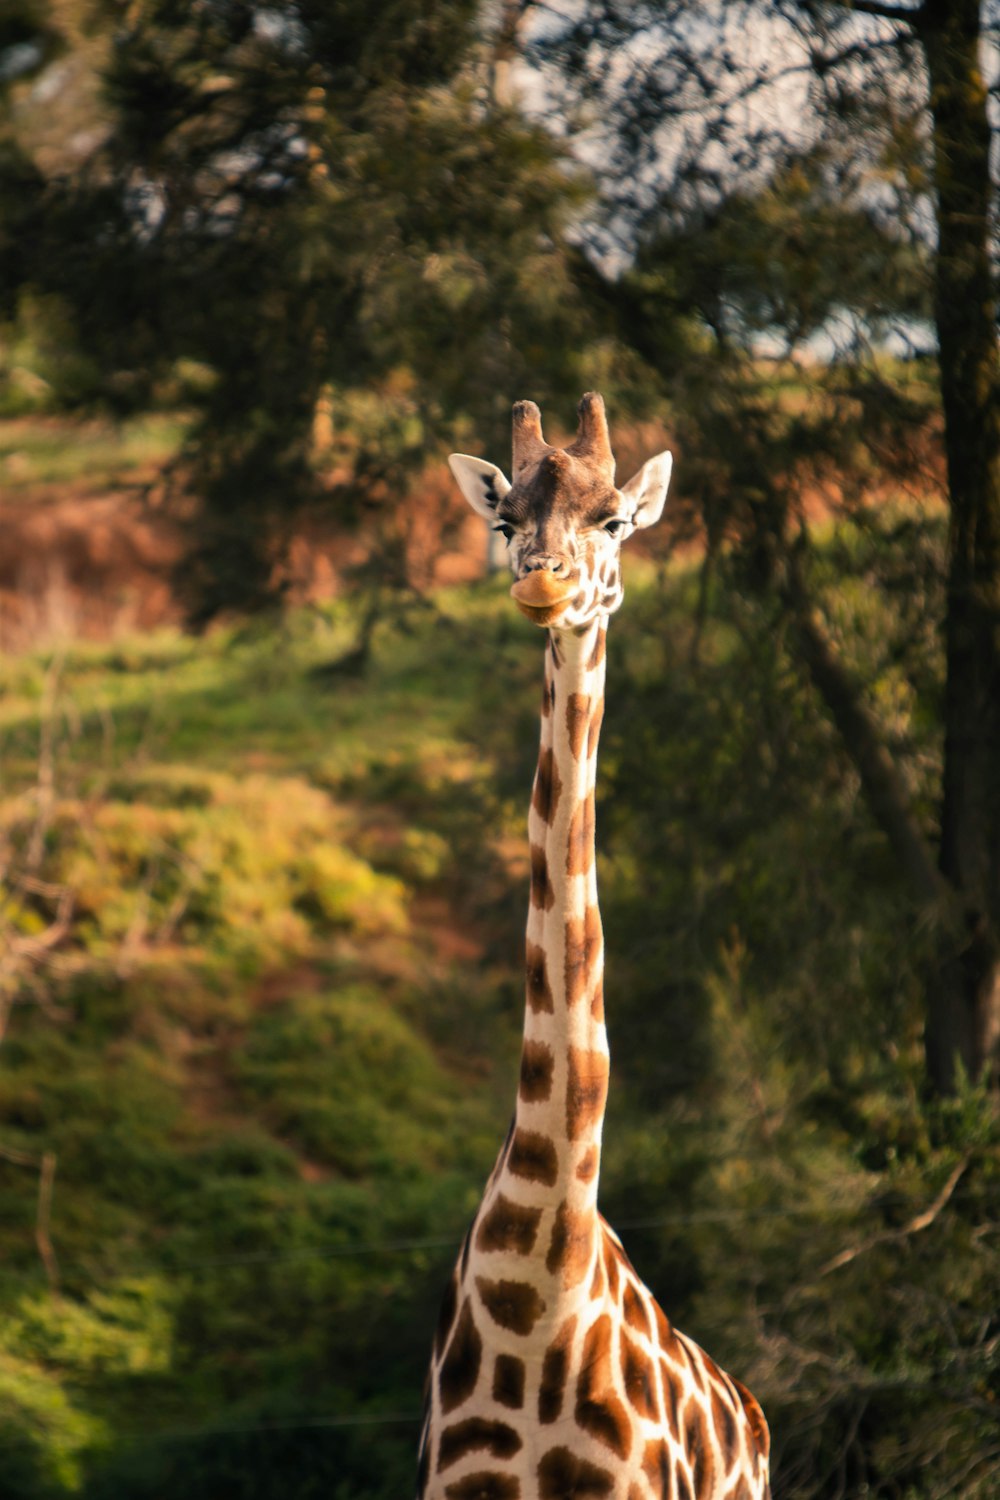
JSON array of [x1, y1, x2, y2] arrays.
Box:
[[781, 550, 948, 912], [818, 1154, 970, 1276], [848, 0, 922, 24], [36, 1151, 59, 1295], [0, 1145, 60, 1291]]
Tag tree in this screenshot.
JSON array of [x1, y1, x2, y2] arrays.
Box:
[[15, 0, 593, 622], [542, 0, 1000, 1094], [0, 2, 65, 384]]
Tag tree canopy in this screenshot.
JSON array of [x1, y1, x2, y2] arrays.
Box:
[[536, 0, 1000, 1094], [3, 0, 601, 617]]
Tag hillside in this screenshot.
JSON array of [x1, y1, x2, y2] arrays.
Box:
[[0, 577, 544, 1495], [1, 421, 998, 1500], [0, 410, 501, 653]]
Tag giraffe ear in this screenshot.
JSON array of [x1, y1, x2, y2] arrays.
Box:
[[448, 454, 512, 521], [618, 450, 673, 531]]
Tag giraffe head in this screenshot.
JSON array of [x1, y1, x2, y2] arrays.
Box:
[[449, 392, 672, 628]]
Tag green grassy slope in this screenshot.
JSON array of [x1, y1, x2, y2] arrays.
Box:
[[1, 538, 998, 1499], [0, 594, 539, 1497]]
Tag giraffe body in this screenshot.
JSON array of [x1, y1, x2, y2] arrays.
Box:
[[419, 397, 770, 1500]]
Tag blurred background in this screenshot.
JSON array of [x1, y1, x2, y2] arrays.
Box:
[[1, 1, 999, 1495]]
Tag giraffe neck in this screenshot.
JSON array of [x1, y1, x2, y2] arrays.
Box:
[[421, 611, 773, 1500], [481, 619, 610, 1310]]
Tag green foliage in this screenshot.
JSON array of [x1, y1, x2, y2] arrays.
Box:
[[0, 294, 103, 415], [633, 143, 931, 353], [1, 525, 998, 1497], [235, 985, 466, 1178], [0, 409, 184, 493], [0, 594, 524, 1496], [588, 573, 1000, 1500], [2, 0, 597, 620]]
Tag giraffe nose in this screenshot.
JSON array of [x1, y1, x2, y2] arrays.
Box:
[[523, 554, 569, 575], [511, 563, 576, 613]]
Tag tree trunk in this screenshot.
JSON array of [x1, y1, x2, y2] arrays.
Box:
[[780, 556, 944, 910], [920, 0, 1000, 1090]]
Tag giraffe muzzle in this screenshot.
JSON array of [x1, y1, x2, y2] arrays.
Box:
[[510, 570, 575, 623]]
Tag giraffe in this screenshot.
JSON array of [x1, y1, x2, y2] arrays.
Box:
[[417, 394, 771, 1500]]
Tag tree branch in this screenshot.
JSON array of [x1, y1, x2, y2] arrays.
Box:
[[36, 1150, 59, 1295], [818, 1154, 970, 1276], [780, 550, 948, 911], [0, 1145, 60, 1292], [843, 0, 922, 25]]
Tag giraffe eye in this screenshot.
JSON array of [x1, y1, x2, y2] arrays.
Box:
[[603, 518, 626, 536], [493, 522, 514, 543]]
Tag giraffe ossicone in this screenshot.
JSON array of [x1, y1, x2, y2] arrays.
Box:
[[421, 394, 770, 1499]]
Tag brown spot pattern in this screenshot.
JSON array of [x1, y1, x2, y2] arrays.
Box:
[[530, 844, 555, 910], [661, 1358, 682, 1441], [723, 1481, 757, 1500], [532, 747, 561, 824], [437, 1417, 522, 1472], [439, 1301, 482, 1415], [654, 1302, 673, 1349], [566, 693, 590, 759], [711, 1383, 739, 1467], [475, 1275, 546, 1335], [564, 903, 602, 1007], [623, 1281, 653, 1340], [545, 1200, 594, 1286], [587, 696, 605, 760], [566, 1046, 609, 1140], [588, 627, 607, 671], [567, 792, 596, 877], [678, 1336, 706, 1392], [445, 1476, 520, 1500], [525, 942, 554, 1014], [519, 1039, 555, 1103], [492, 1354, 525, 1410], [576, 1314, 633, 1459], [621, 1329, 660, 1422], [732, 1378, 770, 1463], [577, 1145, 600, 1184], [507, 1128, 558, 1186], [642, 1439, 672, 1495], [684, 1399, 714, 1497], [538, 1315, 576, 1424], [602, 1235, 622, 1299], [537, 1447, 614, 1499], [475, 1194, 541, 1257], [434, 1271, 459, 1359]]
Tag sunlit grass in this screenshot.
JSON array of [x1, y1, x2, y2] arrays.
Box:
[[0, 412, 189, 493]]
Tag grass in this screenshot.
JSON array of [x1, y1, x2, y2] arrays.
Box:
[[0, 413, 188, 495], [0, 585, 545, 1494]]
